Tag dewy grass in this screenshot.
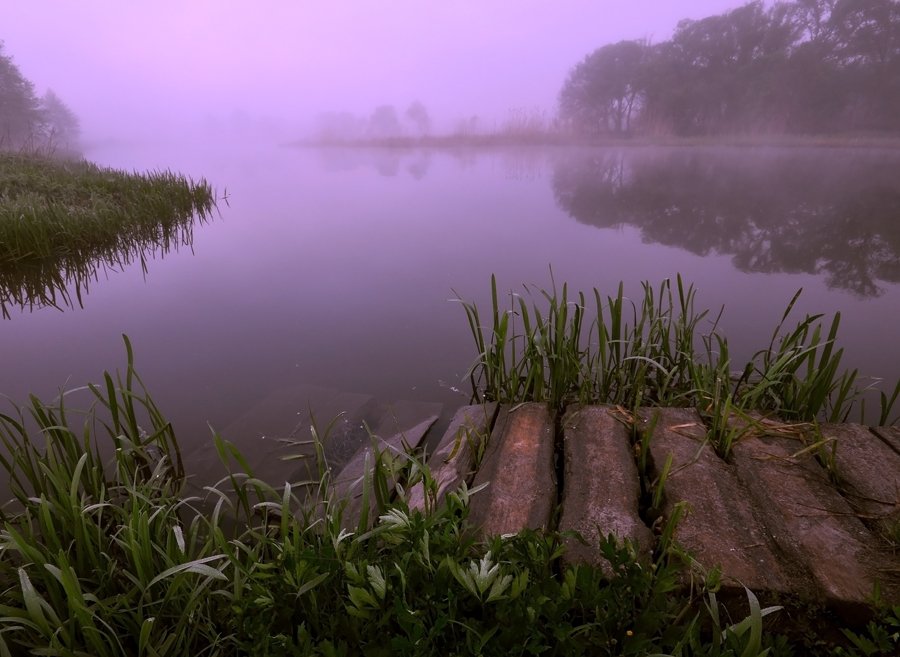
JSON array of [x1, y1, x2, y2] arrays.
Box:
[[0, 152, 216, 317], [5, 338, 888, 656], [458, 275, 899, 458], [458, 275, 714, 410], [0, 340, 699, 656]]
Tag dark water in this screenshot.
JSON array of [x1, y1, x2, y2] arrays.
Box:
[[3, 143, 899, 478]]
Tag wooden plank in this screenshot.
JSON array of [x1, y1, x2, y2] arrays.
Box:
[[642, 407, 803, 596], [821, 423, 900, 520], [406, 403, 498, 513], [467, 403, 556, 537], [732, 430, 895, 616], [871, 425, 900, 457], [332, 415, 438, 529], [559, 406, 652, 570]]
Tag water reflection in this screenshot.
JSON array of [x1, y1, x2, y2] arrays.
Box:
[[311, 145, 558, 182], [551, 149, 900, 297], [314, 148, 433, 179], [0, 219, 200, 318]]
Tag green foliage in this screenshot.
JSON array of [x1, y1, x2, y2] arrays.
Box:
[[0, 152, 215, 316], [457, 274, 705, 411], [0, 337, 894, 654], [458, 274, 898, 458], [832, 606, 900, 657], [0, 337, 798, 656]]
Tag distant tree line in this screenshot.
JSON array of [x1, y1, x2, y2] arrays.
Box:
[[0, 41, 80, 152], [314, 101, 432, 142], [559, 0, 900, 136]]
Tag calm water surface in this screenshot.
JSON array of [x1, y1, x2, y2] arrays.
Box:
[[3, 143, 899, 478]]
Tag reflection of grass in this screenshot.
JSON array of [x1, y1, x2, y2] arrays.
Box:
[[458, 274, 900, 457], [0, 153, 216, 316]]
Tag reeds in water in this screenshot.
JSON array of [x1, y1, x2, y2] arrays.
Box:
[[457, 274, 899, 458], [0, 153, 216, 317]]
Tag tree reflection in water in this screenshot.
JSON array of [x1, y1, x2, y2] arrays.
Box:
[[552, 148, 900, 297]]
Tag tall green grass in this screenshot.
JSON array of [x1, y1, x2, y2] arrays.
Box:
[[0, 337, 847, 656], [458, 275, 899, 458], [0, 153, 215, 316]]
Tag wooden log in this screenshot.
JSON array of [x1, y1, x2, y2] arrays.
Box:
[[871, 425, 900, 457], [731, 430, 895, 617], [286, 395, 442, 485], [406, 403, 498, 513], [559, 405, 652, 570], [820, 423, 900, 521], [642, 407, 803, 596], [332, 415, 437, 529], [468, 403, 556, 537]]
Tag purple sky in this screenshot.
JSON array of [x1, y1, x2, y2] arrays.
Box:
[[5, 1, 748, 140]]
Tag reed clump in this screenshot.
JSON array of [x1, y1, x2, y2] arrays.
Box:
[[457, 274, 900, 459], [0, 152, 216, 316]]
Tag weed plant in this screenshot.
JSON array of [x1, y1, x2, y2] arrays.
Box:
[[458, 275, 899, 458], [0, 153, 215, 316], [4, 338, 885, 655]]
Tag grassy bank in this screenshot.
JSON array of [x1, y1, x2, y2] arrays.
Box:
[[0, 153, 216, 316], [1, 278, 898, 653]]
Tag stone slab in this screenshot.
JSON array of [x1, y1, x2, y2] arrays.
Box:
[[732, 431, 893, 615], [821, 423, 900, 520], [872, 426, 900, 457], [332, 415, 438, 529], [468, 403, 556, 537], [641, 407, 801, 595], [559, 405, 652, 569], [290, 397, 444, 482], [406, 403, 498, 513]]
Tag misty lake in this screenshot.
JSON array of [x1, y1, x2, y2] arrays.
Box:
[[3, 143, 900, 479]]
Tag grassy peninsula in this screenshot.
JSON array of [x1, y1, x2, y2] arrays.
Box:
[[0, 153, 215, 316]]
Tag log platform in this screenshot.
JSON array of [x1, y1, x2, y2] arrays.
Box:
[[336, 402, 900, 619]]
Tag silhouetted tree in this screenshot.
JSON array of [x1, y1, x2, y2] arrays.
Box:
[[404, 101, 431, 136], [368, 105, 402, 138], [559, 40, 647, 135], [0, 42, 43, 149], [40, 89, 80, 151], [790, 0, 839, 45], [648, 2, 794, 134], [559, 0, 900, 137], [828, 0, 900, 130]]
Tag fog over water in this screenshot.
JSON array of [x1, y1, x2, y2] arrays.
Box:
[[3, 1, 900, 478], [5, 1, 746, 142]]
